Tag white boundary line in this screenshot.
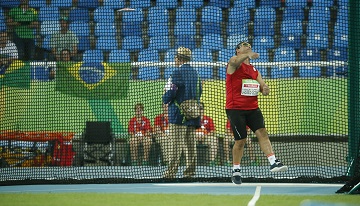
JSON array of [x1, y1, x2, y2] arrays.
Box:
[[153, 183, 344, 187], [247, 186, 261, 206]]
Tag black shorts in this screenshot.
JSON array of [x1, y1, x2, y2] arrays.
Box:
[[226, 108, 265, 140]]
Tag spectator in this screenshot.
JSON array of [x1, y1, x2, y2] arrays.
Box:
[[195, 102, 218, 166], [50, 17, 79, 61], [8, 0, 39, 61], [153, 103, 170, 165], [128, 103, 153, 166], [0, 31, 18, 74]]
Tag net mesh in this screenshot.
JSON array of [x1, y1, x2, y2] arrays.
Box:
[[0, 0, 356, 185]]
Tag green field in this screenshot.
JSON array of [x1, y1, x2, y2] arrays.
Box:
[[1, 193, 359, 206]]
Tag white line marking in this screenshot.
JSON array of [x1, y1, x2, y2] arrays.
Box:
[[247, 186, 261, 206], [153, 183, 343, 187]]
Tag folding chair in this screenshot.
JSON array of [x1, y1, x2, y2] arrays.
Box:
[[82, 121, 115, 166]]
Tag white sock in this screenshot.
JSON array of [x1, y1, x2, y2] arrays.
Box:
[[268, 155, 276, 165], [233, 164, 240, 170]]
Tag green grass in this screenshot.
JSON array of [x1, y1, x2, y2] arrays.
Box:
[[1, 194, 359, 206]]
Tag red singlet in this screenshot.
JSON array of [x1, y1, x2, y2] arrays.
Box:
[[225, 63, 259, 110]]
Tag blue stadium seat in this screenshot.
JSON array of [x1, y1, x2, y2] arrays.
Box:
[[148, 7, 169, 23], [281, 20, 303, 36], [103, 0, 126, 9], [40, 20, 60, 36], [69, 21, 90, 37], [280, 35, 302, 49], [311, 0, 334, 8], [254, 7, 276, 23], [209, 0, 231, 9], [164, 49, 176, 62], [138, 49, 160, 80], [271, 67, 294, 78], [254, 21, 275, 36], [259, 0, 282, 8], [174, 22, 196, 36], [156, 0, 178, 9], [306, 21, 329, 35], [273, 47, 296, 62], [29, 0, 48, 8], [175, 35, 196, 50], [108, 49, 130, 63], [191, 49, 214, 79], [148, 35, 171, 52], [250, 49, 270, 75], [51, 0, 72, 8], [338, 0, 348, 7], [39, 7, 60, 21], [226, 34, 248, 49], [122, 36, 143, 52], [129, 0, 151, 9], [227, 22, 249, 36], [78, 36, 91, 52], [326, 49, 348, 77], [175, 7, 197, 22], [201, 34, 224, 52], [299, 48, 321, 61], [148, 22, 169, 37], [218, 48, 233, 79], [257, 67, 269, 78], [334, 21, 348, 36], [200, 6, 223, 35], [77, 0, 99, 9], [283, 7, 305, 20], [285, 0, 307, 8], [182, 0, 204, 9], [306, 34, 329, 49], [333, 34, 348, 49], [69, 8, 90, 22], [41, 35, 52, 51], [0, 0, 20, 8], [233, 0, 256, 9], [308, 7, 331, 22], [252, 36, 275, 50], [83, 50, 104, 63], [228, 7, 251, 25], [94, 7, 115, 23], [121, 9, 144, 36], [95, 22, 116, 37], [299, 66, 322, 78], [96, 36, 119, 51]]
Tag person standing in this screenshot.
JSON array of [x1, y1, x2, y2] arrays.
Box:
[[8, 0, 38, 61], [225, 41, 287, 185], [163, 47, 202, 178]]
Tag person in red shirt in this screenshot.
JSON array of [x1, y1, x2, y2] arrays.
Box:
[[226, 41, 287, 185], [128, 103, 153, 166], [153, 103, 170, 165]]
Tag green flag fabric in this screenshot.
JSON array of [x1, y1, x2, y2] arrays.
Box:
[[0, 60, 31, 90], [55, 62, 131, 100]]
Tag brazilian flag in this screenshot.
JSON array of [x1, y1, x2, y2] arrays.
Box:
[[55, 62, 131, 99], [0, 60, 31, 90]]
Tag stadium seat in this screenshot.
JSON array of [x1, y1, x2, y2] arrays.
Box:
[[69, 8, 90, 22], [51, 0, 72, 8], [83, 50, 104, 63], [254, 7, 276, 23], [148, 22, 169, 37], [273, 47, 296, 62], [283, 7, 305, 20], [182, 0, 204, 9], [41, 35, 52, 51], [29, 0, 48, 8], [69, 21, 90, 37], [148, 35, 171, 52], [327, 49, 347, 61], [280, 35, 302, 49], [209, 0, 231, 9], [285, 0, 307, 8], [121, 9, 144, 36], [108, 49, 130, 63], [122, 36, 144, 52], [271, 67, 294, 78], [129, 0, 151, 9], [259, 0, 282, 8], [0, 0, 20, 7], [77, 0, 99, 9], [299, 48, 321, 61], [78, 36, 91, 52], [226, 34, 248, 49], [94, 7, 115, 23], [40, 20, 60, 36], [156, 0, 178, 9], [39, 7, 60, 21], [175, 7, 197, 22], [306, 21, 329, 36], [227, 22, 249, 36], [201, 34, 224, 52], [218, 48, 233, 80], [175, 35, 196, 50], [281, 20, 303, 36], [311, 0, 334, 8], [254, 21, 275, 36], [334, 22, 348, 36], [103, 0, 126, 9], [96, 36, 119, 51], [200, 6, 223, 35], [191, 49, 214, 79], [333, 34, 348, 49], [174, 22, 196, 36], [299, 66, 322, 77], [252, 36, 275, 50], [250, 49, 269, 63], [228, 7, 251, 25], [308, 7, 331, 22], [95, 22, 117, 37], [148, 7, 169, 23], [306, 34, 329, 49], [233, 0, 256, 9], [138, 49, 160, 80], [338, 0, 348, 7], [326, 49, 348, 77], [164, 48, 176, 62]]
